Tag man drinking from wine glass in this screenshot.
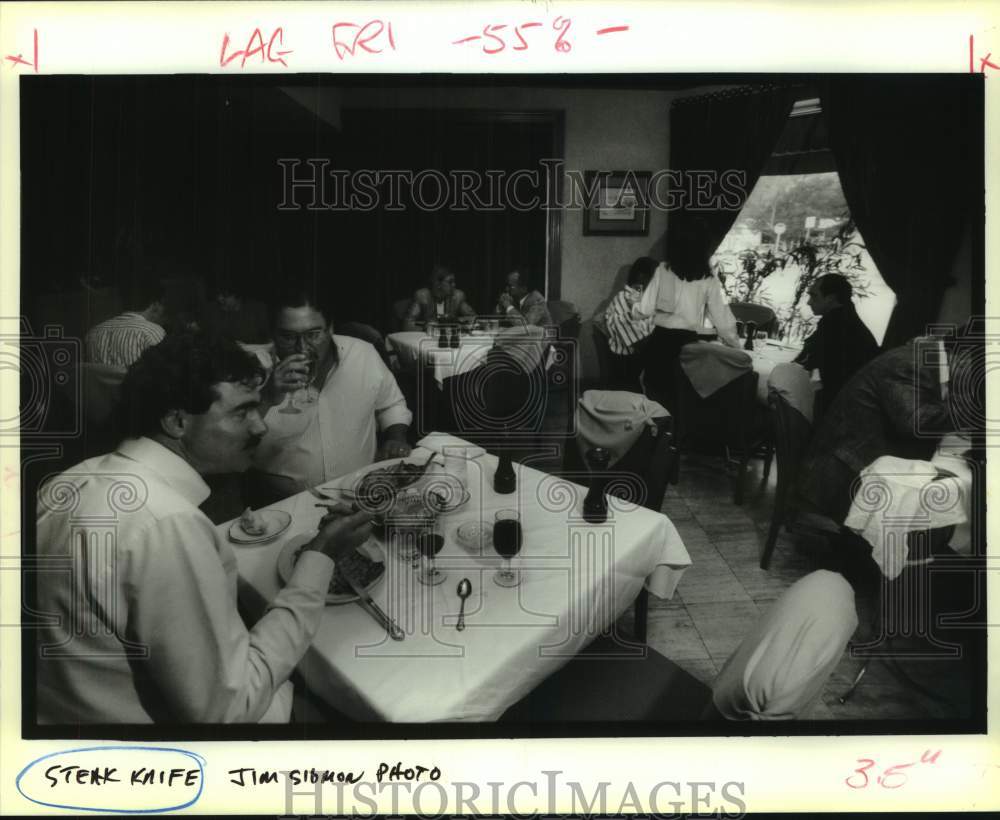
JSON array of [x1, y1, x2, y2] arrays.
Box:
[[249, 286, 413, 503]]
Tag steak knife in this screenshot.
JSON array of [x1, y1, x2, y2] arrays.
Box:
[[342, 569, 404, 641]]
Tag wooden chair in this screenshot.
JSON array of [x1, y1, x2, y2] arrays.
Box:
[[499, 635, 713, 724], [729, 302, 778, 336], [760, 366, 841, 569], [564, 411, 677, 643], [546, 299, 581, 338], [674, 361, 771, 506]]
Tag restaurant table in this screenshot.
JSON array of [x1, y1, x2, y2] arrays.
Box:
[[745, 340, 808, 404], [389, 330, 500, 389], [223, 437, 692, 722], [844, 433, 976, 579]]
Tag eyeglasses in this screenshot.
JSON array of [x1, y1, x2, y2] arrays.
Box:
[[275, 328, 328, 346]]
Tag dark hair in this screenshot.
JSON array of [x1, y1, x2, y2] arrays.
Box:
[[429, 264, 455, 286], [123, 276, 167, 312], [268, 283, 331, 328], [815, 274, 853, 304], [665, 218, 714, 281], [510, 266, 537, 291], [120, 332, 264, 439], [627, 257, 658, 288]]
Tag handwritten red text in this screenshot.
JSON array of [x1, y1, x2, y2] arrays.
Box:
[[969, 34, 998, 74], [332, 20, 396, 60], [4, 28, 38, 73], [220, 27, 292, 69], [846, 749, 941, 790]]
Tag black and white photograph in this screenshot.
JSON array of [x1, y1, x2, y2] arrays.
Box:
[[15, 70, 986, 745]]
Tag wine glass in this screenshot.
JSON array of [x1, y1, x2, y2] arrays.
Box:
[[276, 352, 317, 414], [416, 529, 447, 586], [492, 509, 522, 588]]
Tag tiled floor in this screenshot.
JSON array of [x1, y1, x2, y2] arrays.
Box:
[[630, 450, 980, 723]]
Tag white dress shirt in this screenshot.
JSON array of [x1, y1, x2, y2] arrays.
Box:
[[34, 436, 335, 724], [252, 334, 413, 486], [85, 312, 165, 367], [637, 264, 740, 347]]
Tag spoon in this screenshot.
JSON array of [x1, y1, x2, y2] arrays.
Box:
[[456, 578, 472, 631]]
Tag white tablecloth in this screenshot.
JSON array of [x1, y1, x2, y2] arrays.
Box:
[[844, 434, 975, 579], [224, 436, 692, 722], [746, 341, 808, 404], [388, 331, 496, 388]]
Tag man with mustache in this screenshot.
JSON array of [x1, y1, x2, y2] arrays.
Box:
[[35, 332, 372, 723]]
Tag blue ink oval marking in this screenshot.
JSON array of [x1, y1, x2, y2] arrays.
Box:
[[15, 745, 205, 814]]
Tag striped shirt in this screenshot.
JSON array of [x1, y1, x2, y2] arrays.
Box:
[[604, 288, 654, 355], [85, 312, 165, 367]]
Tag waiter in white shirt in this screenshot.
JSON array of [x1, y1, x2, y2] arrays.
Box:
[[635, 221, 740, 411], [35, 332, 372, 724], [250, 288, 413, 502]]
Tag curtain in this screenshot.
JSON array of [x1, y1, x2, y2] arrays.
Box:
[[669, 85, 797, 262], [820, 76, 982, 348]]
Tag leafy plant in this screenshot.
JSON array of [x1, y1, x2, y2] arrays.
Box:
[[717, 216, 874, 343]]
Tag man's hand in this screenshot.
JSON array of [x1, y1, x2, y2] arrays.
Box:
[[498, 292, 513, 310], [307, 505, 373, 562], [376, 438, 412, 460], [265, 353, 312, 403]]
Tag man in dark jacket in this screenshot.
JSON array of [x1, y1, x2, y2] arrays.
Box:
[[797, 332, 968, 522], [795, 274, 880, 415]]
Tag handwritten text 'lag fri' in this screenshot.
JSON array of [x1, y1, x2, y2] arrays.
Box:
[[215, 18, 629, 68]]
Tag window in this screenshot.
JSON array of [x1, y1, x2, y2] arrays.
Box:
[[711, 99, 895, 345]]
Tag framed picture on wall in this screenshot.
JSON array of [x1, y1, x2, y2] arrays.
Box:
[[582, 170, 651, 236]]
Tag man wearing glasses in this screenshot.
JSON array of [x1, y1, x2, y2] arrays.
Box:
[[249, 287, 413, 503]]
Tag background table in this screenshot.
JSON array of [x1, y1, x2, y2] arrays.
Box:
[[746, 341, 806, 404], [224, 441, 692, 722], [389, 331, 497, 388]]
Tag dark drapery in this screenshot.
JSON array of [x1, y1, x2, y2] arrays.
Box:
[[820, 76, 983, 347], [668, 85, 797, 260]]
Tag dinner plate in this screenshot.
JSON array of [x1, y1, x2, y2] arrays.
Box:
[[277, 534, 386, 605], [228, 510, 292, 545]]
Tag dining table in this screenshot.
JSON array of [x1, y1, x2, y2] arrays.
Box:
[[745, 339, 810, 404], [223, 434, 693, 722]]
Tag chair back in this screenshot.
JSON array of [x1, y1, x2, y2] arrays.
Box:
[[729, 302, 778, 335], [547, 300, 581, 339], [711, 570, 858, 719], [674, 348, 759, 455], [565, 391, 675, 513], [391, 297, 412, 331], [768, 380, 814, 495], [337, 321, 392, 368], [591, 322, 616, 388]]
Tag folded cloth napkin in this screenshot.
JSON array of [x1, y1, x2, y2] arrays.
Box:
[[844, 455, 968, 579], [575, 390, 669, 467], [416, 432, 487, 460], [767, 362, 815, 424], [679, 342, 753, 399]]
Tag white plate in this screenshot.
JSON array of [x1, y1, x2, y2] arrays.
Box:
[[228, 509, 292, 545], [276, 534, 386, 605]]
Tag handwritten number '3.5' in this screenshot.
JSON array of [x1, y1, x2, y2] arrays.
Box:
[[846, 751, 941, 789]]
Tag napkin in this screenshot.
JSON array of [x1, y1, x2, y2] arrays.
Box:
[[844, 456, 967, 579]]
